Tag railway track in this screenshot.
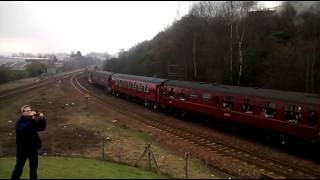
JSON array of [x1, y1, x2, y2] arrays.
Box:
[[0, 69, 84, 100], [71, 73, 320, 179]]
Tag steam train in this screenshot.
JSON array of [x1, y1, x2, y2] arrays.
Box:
[[88, 70, 320, 143]]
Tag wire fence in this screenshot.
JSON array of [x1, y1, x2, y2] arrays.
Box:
[[0, 135, 223, 179]]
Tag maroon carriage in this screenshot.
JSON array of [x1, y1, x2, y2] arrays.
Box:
[[91, 71, 113, 92], [160, 80, 320, 141], [111, 73, 167, 108]]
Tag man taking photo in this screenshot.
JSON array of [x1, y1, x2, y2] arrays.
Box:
[[11, 105, 46, 179]]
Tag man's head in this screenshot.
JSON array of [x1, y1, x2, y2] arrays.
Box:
[[20, 105, 36, 117]]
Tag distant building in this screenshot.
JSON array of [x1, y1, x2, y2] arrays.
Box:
[[23, 57, 50, 65], [54, 62, 64, 68], [46, 67, 57, 75]]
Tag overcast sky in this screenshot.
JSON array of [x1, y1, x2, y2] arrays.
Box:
[[0, 1, 280, 56]]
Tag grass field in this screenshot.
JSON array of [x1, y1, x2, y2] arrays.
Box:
[[0, 156, 168, 179]]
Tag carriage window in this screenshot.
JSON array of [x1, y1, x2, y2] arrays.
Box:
[[241, 98, 253, 113], [168, 88, 175, 98], [202, 93, 211, 101], [179, 89, 186, 100], [133, 83, 137, 89], [190, 91, 198, 99], [284, 104, 302, 123], [137, 84, 141, 91], [223, 96, 234, 110], [308, 111, 317, 124], [144, 84, 149, 93], [138, 84, 143, 92], [261, 101, 276, 119]]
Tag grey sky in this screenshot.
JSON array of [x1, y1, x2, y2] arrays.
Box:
[[0, 1, 279, 56]]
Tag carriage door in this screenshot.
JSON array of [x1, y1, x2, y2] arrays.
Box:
[[156, 85, 161, 102]]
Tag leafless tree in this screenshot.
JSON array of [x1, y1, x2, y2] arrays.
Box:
[[220, 1, 257, 85]]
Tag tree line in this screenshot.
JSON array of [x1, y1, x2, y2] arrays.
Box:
[[104, 1, 320, 94]]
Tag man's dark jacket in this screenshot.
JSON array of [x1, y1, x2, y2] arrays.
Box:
[[16, 116, 46, 150]]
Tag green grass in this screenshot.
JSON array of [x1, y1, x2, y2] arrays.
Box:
[[0, 156, 167, 179]]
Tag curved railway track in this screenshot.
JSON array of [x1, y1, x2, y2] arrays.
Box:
[[71, 72, 320, 179], [0, 69, 84, 100]]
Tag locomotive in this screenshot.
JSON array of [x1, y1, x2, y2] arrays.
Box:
[[88, 70, 320, 143]]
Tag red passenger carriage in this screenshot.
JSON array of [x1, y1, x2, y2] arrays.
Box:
[[111, 73, 167, 108], [160, 80, 320, 141]]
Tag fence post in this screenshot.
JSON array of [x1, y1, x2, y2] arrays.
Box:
[[147, 144, 151, 169], [150, 151, 162, 175], [0, 143, 2, 157], [101, 136, 105, 160], [134, 144, 148, 167], [184, 152, 189, 179]]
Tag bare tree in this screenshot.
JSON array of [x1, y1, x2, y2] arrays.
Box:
[[235, 1, 257, 86], [189, 1, 226, 80], [221, 1, 257, 85], [192, 33, 197, 78], [227, 1, 235, 85]]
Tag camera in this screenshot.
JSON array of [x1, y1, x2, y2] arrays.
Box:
[[32, 110, 42, 119]]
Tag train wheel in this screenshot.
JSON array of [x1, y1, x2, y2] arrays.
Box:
[[152, 103, 157, 109], [280, 134, 287, 145], [180, 111, 187, 117], [144, 100, 149, 107]]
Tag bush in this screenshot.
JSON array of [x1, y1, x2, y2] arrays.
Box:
[[26, 62, 46, 77]]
